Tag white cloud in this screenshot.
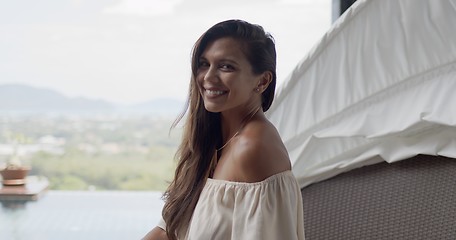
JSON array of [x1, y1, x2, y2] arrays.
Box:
[[102, 0, 183, 17]]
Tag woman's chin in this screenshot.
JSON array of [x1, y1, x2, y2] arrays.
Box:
[[204, 105, 221, 113], [203, 102, 224, 113]]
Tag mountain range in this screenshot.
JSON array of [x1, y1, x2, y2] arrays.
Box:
[[0, 84, 184, 115]]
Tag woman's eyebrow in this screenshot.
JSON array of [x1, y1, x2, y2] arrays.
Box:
[[201, 56, 239, 65]]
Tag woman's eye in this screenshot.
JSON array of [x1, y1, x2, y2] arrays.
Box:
[[198, 62, 209, 68], [220, 64, 234, 71]]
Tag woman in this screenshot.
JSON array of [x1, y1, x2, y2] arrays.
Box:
[[143, 19, 305, 240]]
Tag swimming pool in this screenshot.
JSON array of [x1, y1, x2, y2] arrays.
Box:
[[0, 191, 164, 240]]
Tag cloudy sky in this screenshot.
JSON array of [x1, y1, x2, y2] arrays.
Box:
[[0, 0, 331, 105]]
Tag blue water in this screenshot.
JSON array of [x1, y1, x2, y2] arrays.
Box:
[[0, 191, 164, 240]]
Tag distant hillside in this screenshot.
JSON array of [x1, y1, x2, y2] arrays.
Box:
[[0, 84, 184, 115], [0, 84, 114, 112]]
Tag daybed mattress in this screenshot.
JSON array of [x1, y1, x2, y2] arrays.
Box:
[[267, 0, 456, 188]]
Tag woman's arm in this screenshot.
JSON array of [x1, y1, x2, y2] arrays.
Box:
[[142, 227, 168, 240]]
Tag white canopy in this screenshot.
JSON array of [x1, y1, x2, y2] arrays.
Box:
[[267, 0, 456, 188]]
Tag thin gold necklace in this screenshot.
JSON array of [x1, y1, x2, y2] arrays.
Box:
[[216, 106, 262, 152]]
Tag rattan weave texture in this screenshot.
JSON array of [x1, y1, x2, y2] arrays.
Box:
[[301, 155, 456, 240]]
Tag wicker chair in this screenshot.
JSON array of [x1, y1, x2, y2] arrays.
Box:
[[301, 155, 456, 239]]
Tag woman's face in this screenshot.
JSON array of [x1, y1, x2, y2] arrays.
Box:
[[196, 37, 263, 114]]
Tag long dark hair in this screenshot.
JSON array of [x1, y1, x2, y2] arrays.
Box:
[[162, 19, 277, 240]]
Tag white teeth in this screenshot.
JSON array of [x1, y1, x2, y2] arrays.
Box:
[[206, 89, 225, 96]]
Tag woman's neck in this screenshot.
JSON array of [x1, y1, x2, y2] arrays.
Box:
[[220, 105, 263, 143]]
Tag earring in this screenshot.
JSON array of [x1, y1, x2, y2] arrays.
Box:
[[255, 88, 260, 92]]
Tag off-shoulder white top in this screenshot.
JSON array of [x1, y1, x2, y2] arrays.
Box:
[[158, 170, 305, 240]]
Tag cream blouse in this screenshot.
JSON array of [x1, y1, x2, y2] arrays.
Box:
[[158, 170, 305, 240]]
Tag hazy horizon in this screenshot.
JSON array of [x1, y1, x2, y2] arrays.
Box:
[[0, 0, 331, 104]]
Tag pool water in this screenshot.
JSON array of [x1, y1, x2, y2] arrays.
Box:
[[0, 191, 164, 240]]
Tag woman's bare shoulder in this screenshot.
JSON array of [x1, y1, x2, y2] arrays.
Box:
[[232, 119, 291, 183], [142, 227, 168, 240]]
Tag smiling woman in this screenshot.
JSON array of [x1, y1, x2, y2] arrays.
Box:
[[143, 19, 305, 240]]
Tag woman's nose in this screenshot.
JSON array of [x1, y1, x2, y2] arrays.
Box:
[[203, 66, 218, 82]]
